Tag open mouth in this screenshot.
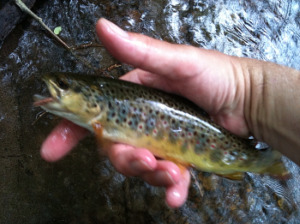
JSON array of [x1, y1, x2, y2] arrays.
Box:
[[33, 94, 67, 113], [33, 77, 59, 108]]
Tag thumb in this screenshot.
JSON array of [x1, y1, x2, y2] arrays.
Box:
[[96, 18, 225, 80]]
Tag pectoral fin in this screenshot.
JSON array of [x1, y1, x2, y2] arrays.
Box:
[[176, 163, 189, 174], [92, 122, 113, 154], [163, 156, 190, 174]]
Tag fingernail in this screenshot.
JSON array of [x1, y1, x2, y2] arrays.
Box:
[[40, 145, 55, 162], [101, 18, 129, 38], [131, 160, 153, 172], [155, 171, 176, 185]]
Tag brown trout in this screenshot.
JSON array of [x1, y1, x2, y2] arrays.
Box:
[[34, 73, 289, 179]]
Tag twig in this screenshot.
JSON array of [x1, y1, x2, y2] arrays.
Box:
[[15, 0, 101, 70], [71, 42, 103, 50], [31, 111, 47, 125], [190, 170, 204, 197], [15, 0, 71, 50]]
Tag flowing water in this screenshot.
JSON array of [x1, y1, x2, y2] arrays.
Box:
[[0, 0, 300, 223]]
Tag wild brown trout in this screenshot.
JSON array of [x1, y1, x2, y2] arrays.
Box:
[[34, 73, 289, 179]]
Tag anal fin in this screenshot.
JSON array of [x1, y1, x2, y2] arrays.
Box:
[[261, 160, 291, 180]]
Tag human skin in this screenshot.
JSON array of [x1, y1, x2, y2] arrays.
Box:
[[40, 18, 300, 208]]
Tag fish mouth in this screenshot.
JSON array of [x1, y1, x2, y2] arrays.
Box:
[[33, 94, 66, 113], [33, 95, 55, 107], [33, 75, 64, 110]]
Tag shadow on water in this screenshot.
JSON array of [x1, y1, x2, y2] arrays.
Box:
[[0, 0, 300, 223]]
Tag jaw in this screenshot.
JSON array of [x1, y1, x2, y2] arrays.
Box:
[[34, 94, 65, 112], [33, 94, 93, 132]]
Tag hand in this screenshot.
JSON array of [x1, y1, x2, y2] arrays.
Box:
[[41, 18, 300, 207]]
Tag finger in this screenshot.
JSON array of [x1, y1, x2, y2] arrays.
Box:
[[107, 143, 157, 176], [41, 120, 89, 162], [165, 169, 191, 208], [96, 18, 227, 80], [141, 161, 182, 186]]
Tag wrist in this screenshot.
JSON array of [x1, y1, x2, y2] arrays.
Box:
[[241, 58, 300, 164]]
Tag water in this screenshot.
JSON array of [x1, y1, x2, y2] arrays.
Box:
[[0, 0, 299, 223]]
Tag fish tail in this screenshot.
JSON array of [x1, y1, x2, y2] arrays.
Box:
[[261, 160, 291, 180]]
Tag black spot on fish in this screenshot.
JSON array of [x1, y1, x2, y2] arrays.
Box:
[[108, 101, 113, 109]]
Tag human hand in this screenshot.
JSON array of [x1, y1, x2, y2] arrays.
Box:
[[41, 18, 300, 207]]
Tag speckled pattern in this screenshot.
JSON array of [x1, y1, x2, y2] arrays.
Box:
[[38, 73, 288, 177]]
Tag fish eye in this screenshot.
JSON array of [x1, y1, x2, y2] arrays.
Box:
[[57, 79, 69, 90]]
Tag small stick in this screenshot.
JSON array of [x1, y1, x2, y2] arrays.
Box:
[[106, 63, 122, 72], [190, 170, 204, 197], [15, 0, 71, 50], [71, 42, 103, 50], [14, 0, 112, 71], [31, 111, 47, 125]]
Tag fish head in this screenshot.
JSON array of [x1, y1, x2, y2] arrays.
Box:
[[34, 73, 102, 129]]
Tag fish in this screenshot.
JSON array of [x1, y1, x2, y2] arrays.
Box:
[[34, 72, 289, 179]]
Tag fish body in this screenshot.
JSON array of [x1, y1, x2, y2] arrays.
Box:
[[34, 73, 288, 178]]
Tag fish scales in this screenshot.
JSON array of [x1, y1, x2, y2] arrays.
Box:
[[34, 73, 288, 178]]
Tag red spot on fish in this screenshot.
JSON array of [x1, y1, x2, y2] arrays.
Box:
[[153, 129, 157, 134], [188, 132, 192, 137], [210, 144, 216, 149], [139, 125, 143, 129], [224, 151, 228, 154]]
